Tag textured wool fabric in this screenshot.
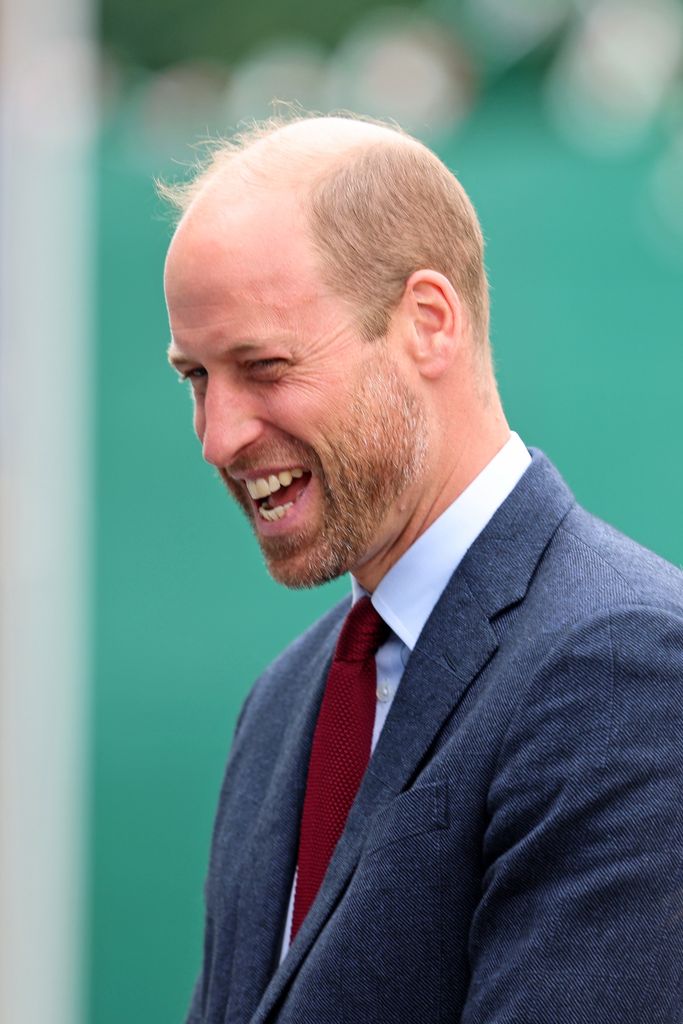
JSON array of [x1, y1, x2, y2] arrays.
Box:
[[186, 451, 683, 1024], [291, 597, 388, 939]]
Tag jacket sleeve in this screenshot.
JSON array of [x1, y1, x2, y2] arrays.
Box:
[[184, 688, 255, 1024], [462, 606, 683, 1024]]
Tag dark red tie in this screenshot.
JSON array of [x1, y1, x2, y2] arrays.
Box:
[[291, 597, 388, 940]]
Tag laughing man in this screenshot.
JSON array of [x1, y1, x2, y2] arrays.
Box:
[[162, 115, 683, 1024]]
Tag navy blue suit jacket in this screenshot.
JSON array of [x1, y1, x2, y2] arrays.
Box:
[[188, 450, 683, 1023]]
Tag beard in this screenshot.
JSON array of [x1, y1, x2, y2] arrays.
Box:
[[222, 353, 429, 588]]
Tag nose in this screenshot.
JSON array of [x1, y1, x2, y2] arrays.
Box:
[[196, 377, 264, 468]]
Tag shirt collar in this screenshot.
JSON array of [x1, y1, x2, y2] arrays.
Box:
[[351, 432, 531, 650]]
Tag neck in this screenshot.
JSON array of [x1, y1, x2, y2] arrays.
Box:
[[353, 404, 510, 592]]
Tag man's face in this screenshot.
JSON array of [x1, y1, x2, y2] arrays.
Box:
[[165, 187, 430, 588]]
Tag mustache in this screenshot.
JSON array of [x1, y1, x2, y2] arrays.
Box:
[[227, 439, 323, 478]]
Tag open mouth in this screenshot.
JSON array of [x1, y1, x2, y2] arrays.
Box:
[[243, 467, 312, 521]]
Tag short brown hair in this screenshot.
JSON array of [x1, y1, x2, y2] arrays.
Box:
[[158, 114, 490, 351]]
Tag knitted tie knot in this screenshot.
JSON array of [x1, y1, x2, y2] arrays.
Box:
[[334, 596, 388, 663]]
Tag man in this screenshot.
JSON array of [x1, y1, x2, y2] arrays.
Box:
[[162, 115, 683, 1024]]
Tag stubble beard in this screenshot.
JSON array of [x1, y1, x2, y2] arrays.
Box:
[[224, 358, 429, 589]]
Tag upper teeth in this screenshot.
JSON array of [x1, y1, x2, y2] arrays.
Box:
[[246, 467, 304, 500]]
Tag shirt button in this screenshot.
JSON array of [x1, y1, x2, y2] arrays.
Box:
[[376, 681, 392, 703]]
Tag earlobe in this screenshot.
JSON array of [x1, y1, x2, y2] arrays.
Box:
[[405, 272, 460, 380]]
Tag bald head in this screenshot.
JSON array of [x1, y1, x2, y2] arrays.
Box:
[[160, 114, 491, 363], [163, 117, 415, 202]]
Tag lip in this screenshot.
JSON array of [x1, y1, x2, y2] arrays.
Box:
[[251, 473, 316, 535]]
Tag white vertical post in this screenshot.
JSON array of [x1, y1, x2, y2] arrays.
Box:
[[0, 0, 94, 1019]]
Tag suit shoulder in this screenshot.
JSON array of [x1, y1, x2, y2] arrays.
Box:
[[493, 506, 683, 765], [493, 603, 683, 802], [552, 504, 683, 615]]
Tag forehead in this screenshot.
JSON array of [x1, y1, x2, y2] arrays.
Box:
[[164, 182, 327, 322]]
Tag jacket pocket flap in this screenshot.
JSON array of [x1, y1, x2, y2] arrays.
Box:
[[364, 781, 448, 856]]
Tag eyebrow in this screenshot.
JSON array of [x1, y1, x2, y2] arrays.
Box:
[[166, 340, 251, 369], [167, 335, 292, 369], [167, 343, 192, 370]]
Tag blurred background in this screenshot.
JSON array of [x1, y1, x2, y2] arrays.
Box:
[[1, 0, 682, 1021]]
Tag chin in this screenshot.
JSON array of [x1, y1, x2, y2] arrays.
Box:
[[262, 555, 344, 590], [261, 538, 353, 590]]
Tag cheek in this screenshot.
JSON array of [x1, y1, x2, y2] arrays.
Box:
[[264, 379, 351, 439], [271, 366, 349, 411], [260, 390, 313, 437]]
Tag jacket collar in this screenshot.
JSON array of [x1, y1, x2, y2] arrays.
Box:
[[352, 430, 531, 650]]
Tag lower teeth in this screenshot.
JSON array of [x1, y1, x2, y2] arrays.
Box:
[[258, 501, 293, 522]]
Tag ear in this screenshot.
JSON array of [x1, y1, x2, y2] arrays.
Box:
[[401, 270, 462, 380]]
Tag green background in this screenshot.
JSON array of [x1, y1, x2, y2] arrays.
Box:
[[91, 68, 682, 1023]]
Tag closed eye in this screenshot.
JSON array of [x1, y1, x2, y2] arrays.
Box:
[[245, 358, 289, 379]]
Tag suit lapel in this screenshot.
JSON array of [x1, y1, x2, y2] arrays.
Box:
[[369, 579, 499, 793], [249, 450, 575, 1023]]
